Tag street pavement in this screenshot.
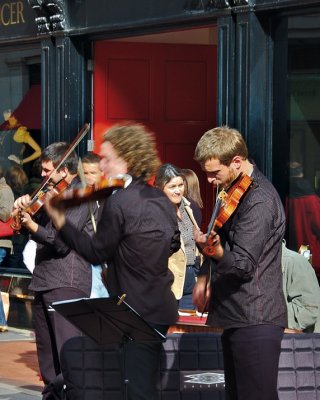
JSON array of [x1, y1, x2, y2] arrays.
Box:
[[0, 327, 42, 399]]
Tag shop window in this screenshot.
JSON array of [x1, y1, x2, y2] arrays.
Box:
[[284, 14, 320, 281], [0, 46, 41, 274]]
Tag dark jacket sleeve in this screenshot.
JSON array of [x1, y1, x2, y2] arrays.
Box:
[[32, 202, 94, 256], [60, 195, 123, 264]]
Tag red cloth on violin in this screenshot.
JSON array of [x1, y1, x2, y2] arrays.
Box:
[[285, 181, 320, 278]]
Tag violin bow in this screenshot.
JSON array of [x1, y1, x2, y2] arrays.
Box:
[[10, 124, 91, 231], [201, 187, 227, 316]]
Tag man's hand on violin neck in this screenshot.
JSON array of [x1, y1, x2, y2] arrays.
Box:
[[13, 194, 31, 210]]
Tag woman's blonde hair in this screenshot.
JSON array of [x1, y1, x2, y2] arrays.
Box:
[[103, 123, 160, 182], [181, 168, 203, 208]]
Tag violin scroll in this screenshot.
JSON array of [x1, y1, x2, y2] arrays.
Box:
[[206, 189, 227, 237]]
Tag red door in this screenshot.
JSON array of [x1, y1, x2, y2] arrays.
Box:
[[94, 41, 217, 228]]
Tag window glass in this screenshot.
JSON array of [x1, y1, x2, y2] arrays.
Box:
[[285, 15, 320, 280], [0, 46, 41, 272]]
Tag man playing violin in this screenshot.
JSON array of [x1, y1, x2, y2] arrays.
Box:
[[13, 142, 98, 400], [44, 123, 180, 400], [81, 151, 109, 298], [192, 126, 287, 400]]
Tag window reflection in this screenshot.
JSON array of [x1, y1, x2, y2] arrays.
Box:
[[0, 47, 41, 272], [285, 15, 320, 282]]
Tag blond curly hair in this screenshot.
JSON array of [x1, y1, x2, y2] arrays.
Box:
[[103, 123, 160, 182]]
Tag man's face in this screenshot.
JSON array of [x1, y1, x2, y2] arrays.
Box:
[[99, 141, 128, 178], [82, 162, 103, 186], [163, 176, 185, 206], [202, 158, 237, 189], [41, 160, 65, 188]]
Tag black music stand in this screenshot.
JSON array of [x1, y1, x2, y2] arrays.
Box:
[[51, 296, 166, 400], [51, 295, 166, 345]]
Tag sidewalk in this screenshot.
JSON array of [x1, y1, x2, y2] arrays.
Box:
[[0, 327, 42, 399]]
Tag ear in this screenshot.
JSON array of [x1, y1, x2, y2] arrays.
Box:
[[230, 156, 242, 170], [59, 166, 68, 178]]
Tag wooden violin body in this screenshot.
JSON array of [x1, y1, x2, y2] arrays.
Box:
[[10, 179, 69, 231], [50, 177, 127, 209], [206, 173, 253, 237], [214, 173, 253, 230]]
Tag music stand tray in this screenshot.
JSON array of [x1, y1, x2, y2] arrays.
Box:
[[51, 295, 166, 346]]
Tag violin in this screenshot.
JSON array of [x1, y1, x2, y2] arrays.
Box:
[[50, 176, 130, 209], [203, 173, 253, 255], [10, 179, 69, 231], [206, 189, 227, 237], [214, 173, 253, 230], [10, 123, 91, 232], [200, 173, 254, 314]]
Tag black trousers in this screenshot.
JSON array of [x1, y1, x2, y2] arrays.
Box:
[[179, 265, 197, 310], [34, 287, 87, 400], [221, 324, 284, 400], [122, 324, 168, 400]]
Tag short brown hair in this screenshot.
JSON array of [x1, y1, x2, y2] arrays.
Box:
[[194, 126, 248, 166], [41, 142, 78, 174], [103, 123, 160, 182], [82, 152, 101, 165]]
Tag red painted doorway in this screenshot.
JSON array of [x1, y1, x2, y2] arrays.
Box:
[[93, 41, 217, 228]]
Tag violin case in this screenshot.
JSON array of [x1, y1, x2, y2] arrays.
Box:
[[60, 332, 320, 399]]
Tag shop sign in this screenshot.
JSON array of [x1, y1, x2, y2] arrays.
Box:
[[0, 0, 37, 40]]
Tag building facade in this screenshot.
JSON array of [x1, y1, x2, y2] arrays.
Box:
[[0, 0, 319, 325]]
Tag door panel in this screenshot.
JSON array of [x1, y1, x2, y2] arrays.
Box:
[[94, 41, 217, 228]]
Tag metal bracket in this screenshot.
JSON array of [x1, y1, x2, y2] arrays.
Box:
[[28, 0, 66, 33]]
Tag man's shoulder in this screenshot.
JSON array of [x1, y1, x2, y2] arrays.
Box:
[[113, 180, 166, 199], [248, 167, 282, 204], [282, 244, 315, 272]]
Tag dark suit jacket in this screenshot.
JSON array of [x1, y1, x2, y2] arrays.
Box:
[[30, 177, 96, 295], [200, 166, 288, 329], [60, 179, 179, 326]]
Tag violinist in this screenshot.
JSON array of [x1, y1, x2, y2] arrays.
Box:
[[81, 151, 109, 298], [13, 142, 97, 400], [192, 126, 287, 400], [44, 123, 180, 400], [81, 151, 104, 188]]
